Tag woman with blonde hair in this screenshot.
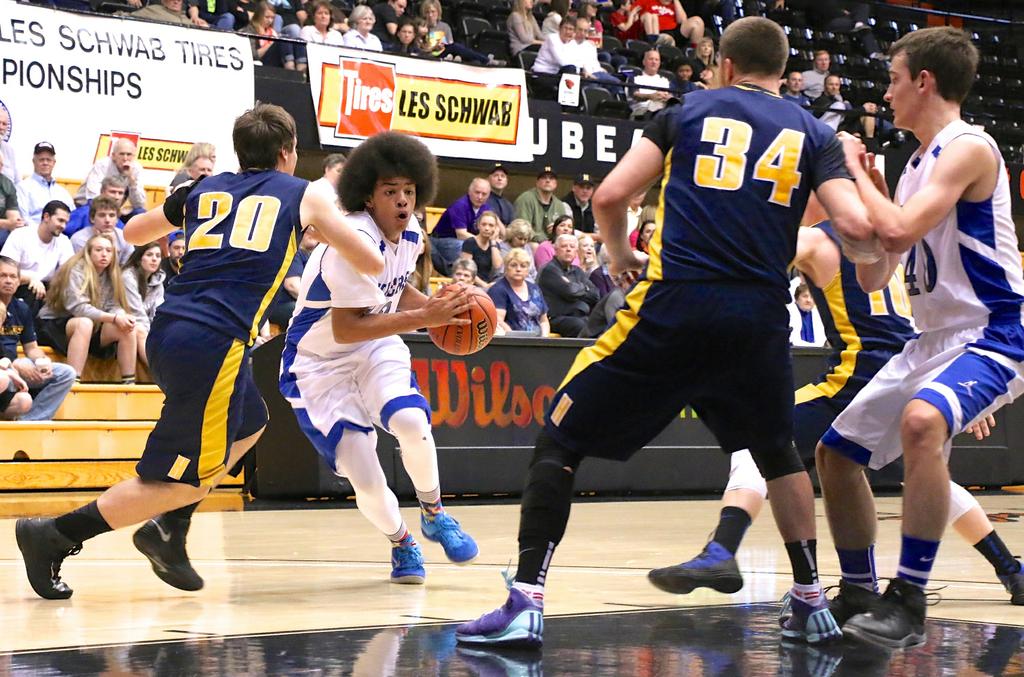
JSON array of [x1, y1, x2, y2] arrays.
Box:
[[460, 210, 505, 286], [577, 234, 599, 275], [503, 219, 539, 281], [168, 143, 216, 192], [419, 0, 492, 64], [37, 233, 137, 382], [695, 36, 719, 88], [487, 247, 550, 336], [508, 0, 544, 56]]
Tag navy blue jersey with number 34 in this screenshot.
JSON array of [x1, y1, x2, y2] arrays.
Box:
[[159, 170, 308, 344], [643, 85, 851, 301]]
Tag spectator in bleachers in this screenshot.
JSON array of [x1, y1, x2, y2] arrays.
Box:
[[542, 0, 571, 35], [788, 281, 825, 347], [391, 17, 424, 55], [188, 0, 236, 28], [75, 138, 147, 218], [589, 242, 615, 297], [16, 143, 73, 229], [309, 153, 345, 206], [609, 0, 644, 43], [1, 201, 73, 313], [801, 49, 830, 99], [532, 17, 579, 76], [162, 231, 185, 288], [0, 109, 18, 184], [791, 0, 883, 60], [638, 0, 703, 49], [343, 5, 384, 51], [451, 259, 480, 287], [485, 163, 516, 227], [70, 197, 133, 267], [0, 155, 23, 247], [572, 17, 623, 88], [419, 0, 494, 65], [563, 173, 597, 235], [694, 36, 718, 87], [812, 74, 851, 131], [581, 265, 630, 338], [625, 190, 647, 237], [577, 233, 599, 275], [539, 233, 599, 337], [0, 304, 32, 420], [66, 176, 127, 239], [461, 210, 504, 286], [132, 0, 192, 26], [490, 247, 549, 335], [37, 233, 137, 383], [372, 0, 406, 46], [534, 213, 576, 270], [0, 256, 76, 421], [244, 2, 305, 69], [301, 0, 345, 45], [508, 0, 544, 57], [672, 60, 703, 95], [121, 243, 164, 368], [514, 167, 569, 244], [503, 219, 539, 281], [578, 1, 618, 66], [781, 70, 811, 107], [631, 48, 673, 118], [630, 215, 656, 251], [168, 143, 216, 192], [432, 177, 492, 275]]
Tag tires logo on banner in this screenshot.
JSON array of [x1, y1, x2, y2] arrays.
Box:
[[308, 44, 532, 162]]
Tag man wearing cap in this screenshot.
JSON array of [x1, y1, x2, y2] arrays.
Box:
[[514, 167, 570, 244], [485, 163, 515, 227], [162, 231, 186, 288], [16, 143, 74, 229], [75, 138, 148, 217], [432, 177, 492, 276], [563, 173, 597, 236]]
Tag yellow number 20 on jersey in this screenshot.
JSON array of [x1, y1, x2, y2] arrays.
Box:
[[694, 117, 806, 207], [188, 192, 282, 253]]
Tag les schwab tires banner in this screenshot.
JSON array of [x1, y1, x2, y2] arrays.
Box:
[[307, 43, 533, 162], [0, 4, 254, 187]]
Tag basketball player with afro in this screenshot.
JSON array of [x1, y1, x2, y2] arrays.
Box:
[[280, 132, 479, 583]]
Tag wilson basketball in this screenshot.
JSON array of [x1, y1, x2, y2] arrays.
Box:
[[428, 285, 498, 355]]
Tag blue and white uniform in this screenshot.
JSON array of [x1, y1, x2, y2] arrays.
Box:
[[279, 212, 430, 470], [824, 120, 1024, 469]]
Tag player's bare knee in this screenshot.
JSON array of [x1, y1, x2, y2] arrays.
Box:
[[901, 400, 948, 453]]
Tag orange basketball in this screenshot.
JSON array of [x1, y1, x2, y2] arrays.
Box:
[[427, 285, 498, 355]]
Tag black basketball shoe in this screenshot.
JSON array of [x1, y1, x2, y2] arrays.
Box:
[[133, 515, 204, 591], [998, 559, 1024, 605], [843, 578, 927, 650], [15, 518, 82, 599], [829, 579, 881, 626]]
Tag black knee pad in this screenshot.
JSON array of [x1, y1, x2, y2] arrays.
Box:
[[529, 428, 583, 473], [749, 442, 806, 481], [519, 429, 581, 548]]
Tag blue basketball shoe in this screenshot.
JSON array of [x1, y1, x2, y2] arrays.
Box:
[[648, 541, 743, 594], [421, 512, 479, 564], [456, 587, 544, 648], [780, 592, 843, 644], [391, 538, 426, 584]]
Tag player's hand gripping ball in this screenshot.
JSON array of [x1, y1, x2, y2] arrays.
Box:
[[427, 285, 498, 355]]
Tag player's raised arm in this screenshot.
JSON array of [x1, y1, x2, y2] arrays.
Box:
[[300, 188, 385, 277], [592, 136, 664, 275]]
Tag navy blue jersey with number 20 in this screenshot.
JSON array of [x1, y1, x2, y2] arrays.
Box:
[[159, 170, 308, 344], [643, 85, 850, 301]]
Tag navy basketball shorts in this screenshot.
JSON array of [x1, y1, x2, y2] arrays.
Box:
[[545, 280, 794, 461], [136, 316, 268, 487]]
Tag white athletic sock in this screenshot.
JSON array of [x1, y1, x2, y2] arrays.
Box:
[[790, 582, 823, 605], [512, 581, 545, 607]]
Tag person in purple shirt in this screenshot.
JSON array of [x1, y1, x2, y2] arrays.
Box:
[[430, 177, 491, 276]]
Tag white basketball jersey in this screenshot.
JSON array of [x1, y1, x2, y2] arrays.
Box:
[[285, 212, 423, 359], [895, 119, 1024, 333]]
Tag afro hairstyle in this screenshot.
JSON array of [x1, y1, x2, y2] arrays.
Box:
[[338, 132, 438, 214]]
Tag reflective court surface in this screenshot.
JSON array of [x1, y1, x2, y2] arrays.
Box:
[[1, 494, 1022, 675]]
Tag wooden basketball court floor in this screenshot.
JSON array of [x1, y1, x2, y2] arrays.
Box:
[[1, 491, 1022, 675]]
